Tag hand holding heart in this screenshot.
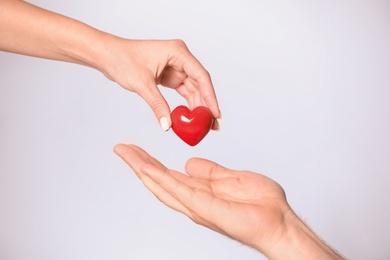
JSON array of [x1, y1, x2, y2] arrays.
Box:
[[99, 39, 221, 131]]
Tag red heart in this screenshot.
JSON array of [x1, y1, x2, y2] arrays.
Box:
[[171, 106, 214, 146]]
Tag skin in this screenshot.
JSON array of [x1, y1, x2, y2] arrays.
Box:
[[114, 144, 345, 260], [0, 0, 221, 130], [2, 0, 344, 257]]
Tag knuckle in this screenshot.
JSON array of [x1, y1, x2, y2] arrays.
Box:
[[167, 39, 188, 54], [171, 39, 187, 49], [198, 69, 211, 83]]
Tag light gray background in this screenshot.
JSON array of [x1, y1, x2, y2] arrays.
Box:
[[1, 0, 390, 259]]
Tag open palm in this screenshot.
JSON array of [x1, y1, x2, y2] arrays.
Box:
[[114, 144, 293, 253]]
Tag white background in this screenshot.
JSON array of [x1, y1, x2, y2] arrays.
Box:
[[1, 0, 390, 259]]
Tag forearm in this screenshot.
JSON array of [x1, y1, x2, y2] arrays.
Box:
[[0, 0, 115, 70], [262, 210, 344, 260]]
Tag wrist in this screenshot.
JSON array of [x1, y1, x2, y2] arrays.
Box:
[[56, 22, 119, 72], [263, 209, 344, 260]]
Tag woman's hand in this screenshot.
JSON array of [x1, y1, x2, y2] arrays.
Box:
[[0, 0, 220, 131], [99, 39, 221, 131]]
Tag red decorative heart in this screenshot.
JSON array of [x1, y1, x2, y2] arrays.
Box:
[[171, 106, 214, 146]]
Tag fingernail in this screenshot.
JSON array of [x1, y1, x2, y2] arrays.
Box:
[[160, 117, 170, 132], [213, 119, 220, 131]]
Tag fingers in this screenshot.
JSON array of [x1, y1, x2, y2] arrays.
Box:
[[183, 65, 221, 119], [136, 39, 221, 131], [141, 163, 228, 226], [113, 144, 189, 213], [168, 40, 221, 119], [175, 82, 205, 110], [114, 144, 230, 234], [139, 164, 194, 215], [185, 158, 240, 180], [139, 82, 172, 132], [113, 144, 167, 176]]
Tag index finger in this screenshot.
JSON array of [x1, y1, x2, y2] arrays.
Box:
[[170, 41, 221, 119], [184, 59, 221, 119]]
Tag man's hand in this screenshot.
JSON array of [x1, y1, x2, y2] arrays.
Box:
[[114, 144, 344, 259]]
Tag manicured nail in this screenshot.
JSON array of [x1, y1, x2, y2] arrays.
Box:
[[160, 117, 170, 132]]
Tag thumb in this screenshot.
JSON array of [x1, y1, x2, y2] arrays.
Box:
[[140, 84, 172, 132]]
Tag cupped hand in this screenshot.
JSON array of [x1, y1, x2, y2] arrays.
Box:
[[113, 144, 292, 254], [100, 39, 221, 131]]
